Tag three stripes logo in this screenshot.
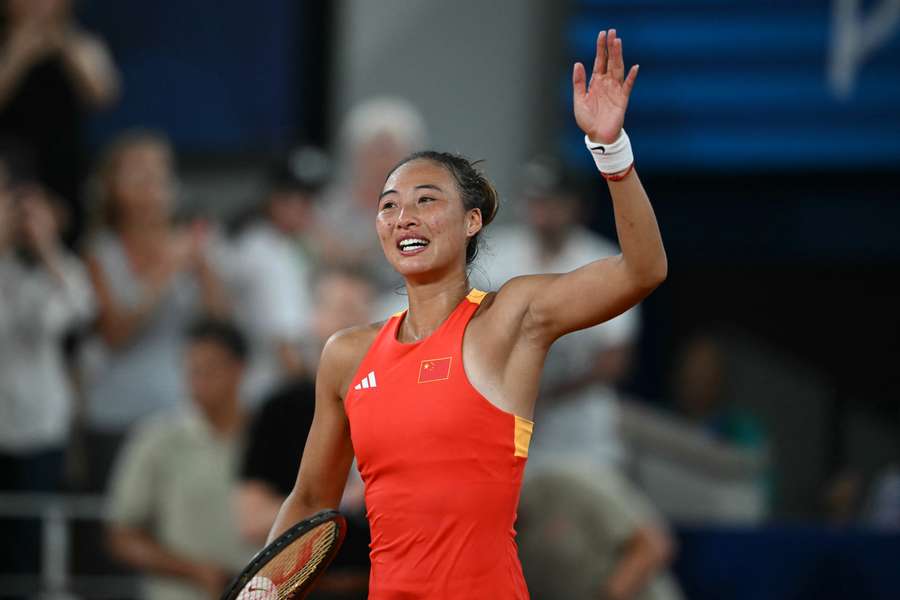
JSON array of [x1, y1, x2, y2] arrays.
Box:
[[354, 371, 377, 390]]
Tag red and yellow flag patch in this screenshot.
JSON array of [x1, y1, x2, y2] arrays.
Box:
[[418, 357, 452, 383]]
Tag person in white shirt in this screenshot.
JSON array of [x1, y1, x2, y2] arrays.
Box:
[[0, 170, 93, 575], [79, 130, 230, 492], [317, 97, 428, 290], [0, 175, 93, 486], [227, 148, 329, 405]]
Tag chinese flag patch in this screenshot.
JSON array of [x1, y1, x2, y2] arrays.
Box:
[[418, 357, 452, 383]]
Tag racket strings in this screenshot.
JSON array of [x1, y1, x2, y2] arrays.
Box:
[[262, 522, 340, 598]]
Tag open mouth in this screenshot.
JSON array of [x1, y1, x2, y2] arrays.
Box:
[[397, 237, 430, 255]]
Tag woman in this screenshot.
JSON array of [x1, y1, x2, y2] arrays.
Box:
[[0, 0, 119, 245], [79, 130, 229, 491], [269, 29, 663, 598]]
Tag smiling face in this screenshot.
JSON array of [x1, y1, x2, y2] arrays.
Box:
[[376, 159, 482, 281]]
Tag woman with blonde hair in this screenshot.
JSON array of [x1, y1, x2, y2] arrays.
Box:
[[79, 130, 229, 490]]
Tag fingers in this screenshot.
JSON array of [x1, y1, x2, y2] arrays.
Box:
[[609, 30, 626, 81], [623, 64, 639, 97], [591, 30, 608, 79], [572, 62, 587, 98]]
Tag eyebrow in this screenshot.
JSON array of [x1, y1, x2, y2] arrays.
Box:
[[379, 184, 445, 200]]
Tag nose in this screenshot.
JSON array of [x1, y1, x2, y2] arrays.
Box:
[[396, 203, 421, 229]]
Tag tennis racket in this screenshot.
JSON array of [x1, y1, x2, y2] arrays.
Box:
[[221, 509, 347, 600]]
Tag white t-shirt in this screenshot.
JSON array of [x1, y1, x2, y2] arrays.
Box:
[[0, 251, 94, 452], [81, 232, 199, 432], [228, 222, 313, 405]]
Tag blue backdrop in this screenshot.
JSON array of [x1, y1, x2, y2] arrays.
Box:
[[565, 0, 900, 171], [80, 1, 301, 153], [674, 526, 900, 600]]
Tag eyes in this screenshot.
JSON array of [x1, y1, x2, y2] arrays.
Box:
[[379, 195, 437, 212]]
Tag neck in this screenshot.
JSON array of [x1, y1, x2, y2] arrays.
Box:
[[200, 396, 244, 437], [400, 272, 470, 342]]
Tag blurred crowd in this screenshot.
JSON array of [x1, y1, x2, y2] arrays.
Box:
[[1, 3, 898, 600]]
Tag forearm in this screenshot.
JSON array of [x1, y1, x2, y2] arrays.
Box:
[[107, 526, 203, 582], [603, 526, 672, 600], [607, 169, 667, 287], [59, 34, 119, 108], [97, 294, 163, 348], [266, 489, 330, 545], [195, 259, 231, 318]]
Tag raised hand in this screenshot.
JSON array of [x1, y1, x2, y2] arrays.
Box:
[[18, 185, 60, 258], [572, 29, 639, 145]]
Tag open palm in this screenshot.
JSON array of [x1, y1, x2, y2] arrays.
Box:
[[573, 29, 639, 145]]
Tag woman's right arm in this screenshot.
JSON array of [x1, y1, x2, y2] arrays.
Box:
[[266, 331, 357, 543]]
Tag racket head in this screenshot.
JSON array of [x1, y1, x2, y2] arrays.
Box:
[[221, 509, 347, 600]]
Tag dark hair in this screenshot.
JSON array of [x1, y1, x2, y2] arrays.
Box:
[[267, 145, 331, 197], [185, 317, 248, 361], [388, 151, 499, 264]]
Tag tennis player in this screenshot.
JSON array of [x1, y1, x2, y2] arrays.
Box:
[[268, 29, 664, 598]]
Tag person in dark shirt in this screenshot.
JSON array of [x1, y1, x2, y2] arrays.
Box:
[[240, 378, 316, 510], [0, 0, 119, 247]]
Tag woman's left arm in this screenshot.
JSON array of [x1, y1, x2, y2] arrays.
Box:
[[525, 29, 666, 344]]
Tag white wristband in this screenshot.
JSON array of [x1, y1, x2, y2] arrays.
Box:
[[584, 129, 633, 175]]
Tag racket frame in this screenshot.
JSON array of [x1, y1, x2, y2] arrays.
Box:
[[220, 509, 347, 600]]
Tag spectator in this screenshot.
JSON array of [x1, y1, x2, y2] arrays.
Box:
[[228, 147, 329, 405], [0, 163, 93, 572], [480, 157, 639, 469], [235, 268, 376, 598], [318, 97, 427, 289], [78, 130, 230, 491], [672, 332, 769, 452], [106, 318, 256, 600], [517, 465, 682, 600], [670, 331, 772, 516], [0, 0, 119, 246]]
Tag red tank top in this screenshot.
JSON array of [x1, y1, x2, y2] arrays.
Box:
[[344, 289, 533, 599]]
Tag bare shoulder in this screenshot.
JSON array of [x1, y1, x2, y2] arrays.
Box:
[[319, 322, 385, 399]]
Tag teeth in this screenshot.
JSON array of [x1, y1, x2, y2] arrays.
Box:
[[399, 238, 428, 249]]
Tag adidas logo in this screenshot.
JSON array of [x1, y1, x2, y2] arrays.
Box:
[[354, 371, 377, 390]]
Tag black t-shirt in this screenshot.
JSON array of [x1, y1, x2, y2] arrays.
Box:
[[0, 53, 85, 244], [240, 378, 371, 571], [241, 378, 316, 495]]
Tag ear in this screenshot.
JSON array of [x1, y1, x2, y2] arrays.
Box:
[[465, 208, 483, 238]]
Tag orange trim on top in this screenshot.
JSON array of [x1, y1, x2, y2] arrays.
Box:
[[466, 289, 487, 305], [514, 415, 534, 458]]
